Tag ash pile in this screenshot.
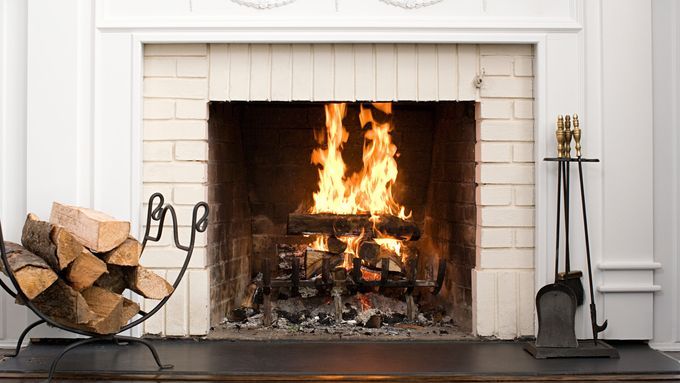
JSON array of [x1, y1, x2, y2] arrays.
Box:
[[220, 292, 466, 340]]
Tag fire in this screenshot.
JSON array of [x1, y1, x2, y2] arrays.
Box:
[[308, 102, 411, 266], [310, 103, 409, 219], [357, 294, 372, 311]]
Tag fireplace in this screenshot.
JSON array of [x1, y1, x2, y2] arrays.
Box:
[[141, 43, 535, 339], [205, 100, 476, 335]]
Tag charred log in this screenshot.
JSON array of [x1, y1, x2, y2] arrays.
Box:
[[287, 213, 420, 241]]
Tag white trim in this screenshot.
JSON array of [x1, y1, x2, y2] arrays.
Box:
[[96, 18, 583, 33], [597, 285, 661, 293], [598, 261, 662, 270], [129, 31, 551, 44], [649, 342, 680, 352]]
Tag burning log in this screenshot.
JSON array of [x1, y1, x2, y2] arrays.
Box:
[[326, 236, 347, 254], [358, 240, 380, 265], [357, 240, 402, 273], [287, 213, 420, 241]]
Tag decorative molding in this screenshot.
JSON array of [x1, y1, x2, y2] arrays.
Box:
[[230, 0, 297, 10], [379, 0, 443, 9], [597, 284, 661, 293], [597, 261, 662, 270]]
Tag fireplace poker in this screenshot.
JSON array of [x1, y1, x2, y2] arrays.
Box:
[[573, 115, 608, 343]]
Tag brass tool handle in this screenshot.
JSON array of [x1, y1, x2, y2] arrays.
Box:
[[556, 115, 565, 158], [573, 114, 581, 158], [564, 115, 572, 159]]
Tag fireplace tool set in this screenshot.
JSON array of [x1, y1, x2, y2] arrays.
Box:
[[0, 193, 208, 381], [256, 213, 446, 325], [525, 115, 618, 358]]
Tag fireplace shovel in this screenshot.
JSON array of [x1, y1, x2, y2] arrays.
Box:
[[533, 117, 578, 349]]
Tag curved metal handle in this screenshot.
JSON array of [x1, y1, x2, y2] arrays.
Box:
[[120, 193, 209, 333]]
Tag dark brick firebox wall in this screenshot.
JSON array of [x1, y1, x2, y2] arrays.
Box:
[[207, 101, 477, 329]]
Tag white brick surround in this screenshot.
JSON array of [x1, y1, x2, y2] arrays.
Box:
[[142, 43, 535, 338]]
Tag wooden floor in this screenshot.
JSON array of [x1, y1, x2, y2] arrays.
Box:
[[0, 339, 678, 382]]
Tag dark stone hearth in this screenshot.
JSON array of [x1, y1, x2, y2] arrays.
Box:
[[0, 340, 677, 381]]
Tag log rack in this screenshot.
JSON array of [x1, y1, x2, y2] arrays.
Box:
[[0, 193, 208, 382]]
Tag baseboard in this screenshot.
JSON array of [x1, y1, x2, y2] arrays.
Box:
[[649, 342, 680, 351], [0, 339, 22, 349]]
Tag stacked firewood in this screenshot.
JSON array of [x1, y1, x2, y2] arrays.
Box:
[[1, 202, 173, 334]]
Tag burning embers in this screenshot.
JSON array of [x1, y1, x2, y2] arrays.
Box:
[[239, 102, 445, 328]]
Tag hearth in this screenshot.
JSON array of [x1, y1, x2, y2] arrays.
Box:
[[207, 100, 476, 336]]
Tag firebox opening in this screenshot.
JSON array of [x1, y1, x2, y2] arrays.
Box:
[[207, 101, 477, 337]]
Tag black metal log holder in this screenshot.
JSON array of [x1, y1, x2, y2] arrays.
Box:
[[258, 246, 446, 326], [524, 157, 618, 359], [0, 193, 208, 382]]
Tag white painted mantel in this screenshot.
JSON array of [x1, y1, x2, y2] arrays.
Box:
[[0, 0, 673, 347]]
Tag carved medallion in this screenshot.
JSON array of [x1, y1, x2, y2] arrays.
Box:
[[230, 0, 297, 9], [379, 0, 443, 9]]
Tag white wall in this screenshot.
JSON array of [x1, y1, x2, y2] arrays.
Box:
[[0, 0, 667, 344], [652, 0, 680, 351], [0, 0, 30, 346]]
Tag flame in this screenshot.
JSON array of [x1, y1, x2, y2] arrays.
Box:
[[309, 103, 409, 219], [310, 235, 328, 251], [340, 230, 365, 269], [361, 268, 381, 282], [357, 294, 372, 311], [310, 103, 353, 214], [308, 102, 411, 266]]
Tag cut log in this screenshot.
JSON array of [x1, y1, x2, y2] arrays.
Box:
[[94, 264, 127, 294], [326, 236, 347, 254], [100, 237, 141, 266], [120, 297, 140, 327], [358, 240, 380, 266], [1, 242, 58, 299], [305, 248, 343, 279], [376, 246, 403, 273], [125, 266, 173, 300], [31, 279, 97, 325], [65, 249, 108, 291], [21, 213, 59, 270], [49, 202, 130, 252], [50, 226, 84, 270], [287, 213, 420, 241], [80, 286, 124, 334]]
